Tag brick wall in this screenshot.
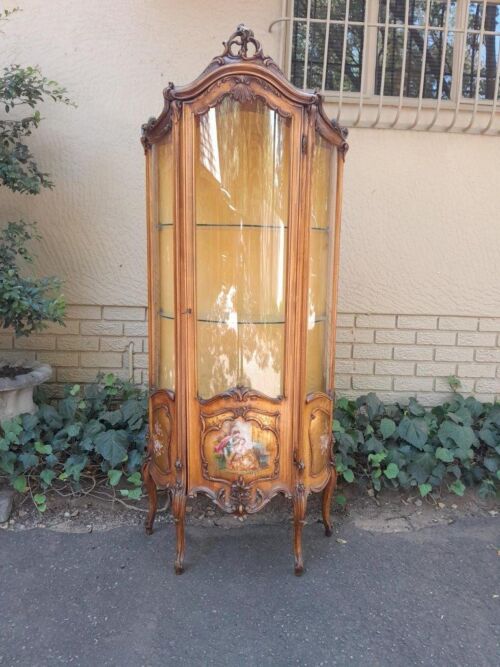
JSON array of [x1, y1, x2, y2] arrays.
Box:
[[336, 314, 500, 405], [1, 307, 499, 405], [0, 305, 148, 397]]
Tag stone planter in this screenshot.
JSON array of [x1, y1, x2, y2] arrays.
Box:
[[0, 363, 52, 421]]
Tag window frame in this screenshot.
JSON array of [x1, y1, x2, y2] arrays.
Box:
[[283, 0, 500, 109]]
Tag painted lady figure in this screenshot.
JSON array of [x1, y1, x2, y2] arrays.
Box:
[[214, 418, 262, 472]]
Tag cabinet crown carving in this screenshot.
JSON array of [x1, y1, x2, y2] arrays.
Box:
[[221, 24, 263, 60], [140, 25, 349, 156]]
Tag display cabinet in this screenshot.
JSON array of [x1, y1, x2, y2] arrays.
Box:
[[141, 25, 348, 575]]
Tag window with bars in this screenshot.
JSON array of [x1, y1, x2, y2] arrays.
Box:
[[289, 0, 500, 104]]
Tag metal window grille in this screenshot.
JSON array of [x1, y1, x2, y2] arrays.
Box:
[[270, 0, 500, 133]]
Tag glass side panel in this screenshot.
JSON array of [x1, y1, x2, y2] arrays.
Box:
[[194, 97, 290, 398], [305, 136, 336, 395], [154, 133, 175, 390]]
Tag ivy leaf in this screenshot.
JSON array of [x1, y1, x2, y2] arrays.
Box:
[[419, 483, 432, 497], [95, 430, 128, 468], [483, 457, 498, 473], [127, 449, 144, 472], [0, 451, 16, 474], [368, 451, 386, 466], [449, 480, 466, 497], [478, 428, 496, 448], [438, 422, 475, 449], [435, 447, 454, 463], [99, 410, 123, 427], [38, 405, 63, 430], [40, 469, 56, 486], [21, 412, 39, 434], [380, 418, 396, 440], [13, 475, 28, 493], [332, 419, 344, 433], [408, 398, 426, 417], [384, 463, 399, 479], [19, 453, 39, 470], [64, 455, 88, 482], [127, 472, 142, 487], [342, 469, 354, 483], [335, 494, 347, 507], [107, 469, 122, 486], [398, 417, 428, 450], [408, 452, 435, 483], [120, 488, 142, 500], [365, 436, 384, 453], [2, 418, 23, 443], [58, 397, 78, 421], [35, 441, 52, 455], [66, 423, 81, 438]]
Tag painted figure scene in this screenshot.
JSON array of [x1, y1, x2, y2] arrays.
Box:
[[213, 417, 270, 473]]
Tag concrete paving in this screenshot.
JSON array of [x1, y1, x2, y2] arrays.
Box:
[[0, 516, 499, 666]]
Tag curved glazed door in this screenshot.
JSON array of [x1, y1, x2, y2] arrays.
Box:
[[301, 113, 344, 493], [183, 76, 303, 509], [145, 127, 178, 486]]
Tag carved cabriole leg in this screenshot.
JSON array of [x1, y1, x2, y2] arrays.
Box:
[[172, 485, 187, 575], [142, 459, 157, 535], [293, 484, 307, 576], [321, 467, 337, 537]]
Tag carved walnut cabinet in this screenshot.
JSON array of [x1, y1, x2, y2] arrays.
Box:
[[141, 25, 348, 575]]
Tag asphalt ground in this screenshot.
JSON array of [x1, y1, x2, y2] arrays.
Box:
[[1, 516, 499, 666]]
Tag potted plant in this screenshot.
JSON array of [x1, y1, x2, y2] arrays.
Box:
[[0, 8, 72, 418]]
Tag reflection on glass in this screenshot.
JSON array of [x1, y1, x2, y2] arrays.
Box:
[[195, 97, 290, 398], [155, 133, 175, 389], [306, 135, 336, 395]]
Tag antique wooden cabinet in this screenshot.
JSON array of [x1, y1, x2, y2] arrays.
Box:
[[141, 25, 348, 575]]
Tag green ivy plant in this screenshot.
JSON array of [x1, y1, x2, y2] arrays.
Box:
[[0, 374, 147, 511], [1, 382, 499, 512], [334, 393, 500, 502]]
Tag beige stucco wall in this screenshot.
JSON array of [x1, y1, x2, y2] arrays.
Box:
[[1, 1, 499, 402], [2, 0, 499, 314]]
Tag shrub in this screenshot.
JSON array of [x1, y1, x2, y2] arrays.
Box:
[[334, 393, 500, 501], [0, 8, 73, 339], [0, 221, 65, 337]]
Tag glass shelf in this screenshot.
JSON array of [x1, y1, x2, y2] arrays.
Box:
[[196, 222, 287, 230], [158, 222, 328, 231], [159, 312, 327, 325], [159, 223, 327, 231]]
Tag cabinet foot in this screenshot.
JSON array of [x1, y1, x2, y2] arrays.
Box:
[[142, 460, 157, 535], [172, 488, 186, 574], [293, 485, 307, 575], [321, 468, 337, 537]]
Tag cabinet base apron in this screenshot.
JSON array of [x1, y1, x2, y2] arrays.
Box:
[[142, 458, 337, 576]]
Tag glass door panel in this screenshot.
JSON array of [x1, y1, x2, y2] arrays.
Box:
[[154, 133, 175, 389], [194, 97, 290, 398], [305, 136, 337, 395]]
